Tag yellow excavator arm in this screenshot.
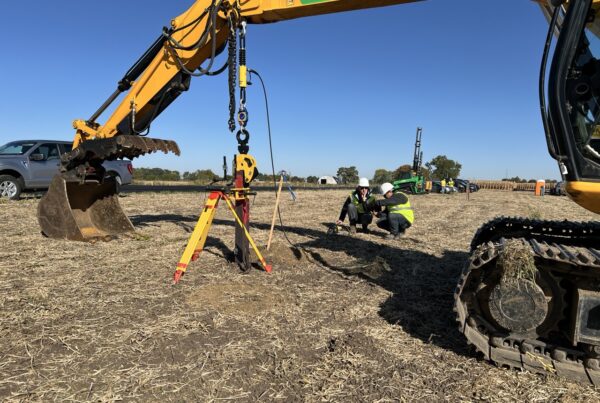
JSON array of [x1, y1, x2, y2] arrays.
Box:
[[73, 0, 422, 147], [38, 0, 423, 242]]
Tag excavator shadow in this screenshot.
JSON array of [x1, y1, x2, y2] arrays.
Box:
[[129, 213, 234, 260], [127, 213, 473, 357], [304, 222, 473, 356], [130, 213, 198, 231]]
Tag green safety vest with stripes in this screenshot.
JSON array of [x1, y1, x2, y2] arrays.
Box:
[[388, 195, 414, 224], [350, 191, 375, 214]]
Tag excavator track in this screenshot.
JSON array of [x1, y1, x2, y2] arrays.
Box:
[[455, 217, 600, 385]]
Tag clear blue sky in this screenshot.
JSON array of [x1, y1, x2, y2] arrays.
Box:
[[0, 0, 558, 180]]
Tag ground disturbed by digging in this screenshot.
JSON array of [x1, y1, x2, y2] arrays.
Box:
[[1, 189, 600, 401]]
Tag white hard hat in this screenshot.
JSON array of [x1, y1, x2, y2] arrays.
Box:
[[380, 182, 394, 194], [358, 177, 370, 187]]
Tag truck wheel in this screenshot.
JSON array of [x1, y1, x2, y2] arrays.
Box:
[[0, 175, 23, 200], [107, 172, 122, 194]]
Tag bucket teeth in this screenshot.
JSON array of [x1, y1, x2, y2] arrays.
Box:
[[66, 135, 179, 167]]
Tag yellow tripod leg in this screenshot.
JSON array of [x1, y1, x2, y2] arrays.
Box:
[[173, 192, 221, 284], [222, 194, 272, 273]]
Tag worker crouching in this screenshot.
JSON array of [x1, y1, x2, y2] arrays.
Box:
[[337, 178, 376, 234], [374, 182, 414, 240]]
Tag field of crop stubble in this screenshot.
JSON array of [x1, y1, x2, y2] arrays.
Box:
[[1, 189, 599, 401]]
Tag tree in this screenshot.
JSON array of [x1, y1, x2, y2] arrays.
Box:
[[256, 173, 276, 183], [392, 164, 413, 180], [502, 176, 527, 183], [372, 169, 393, 184], [336, 166, 359, 185], [420, 166, 432, 180], [306, 175, 319, 184], [135, 167, 181, 181], [182, 169, 217, 183], [425, 155, 462, 180]]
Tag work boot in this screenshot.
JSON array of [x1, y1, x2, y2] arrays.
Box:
[[362, 224, 370, 234], [385, 233, 403, 240], [349, 225, 357, 234]]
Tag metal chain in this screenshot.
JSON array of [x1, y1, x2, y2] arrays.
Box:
[[227, 21, 237, 133], [236, 21, 250, 154]]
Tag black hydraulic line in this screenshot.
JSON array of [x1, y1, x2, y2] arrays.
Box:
[[129, 85, 174, 136], [120, 34, 168, 92], [167, 3, 225, 78], [539, 4, 565, 161], [87, 34, 166, 123], [249, 68, 297, 248], [88, 88, 121, 123], [86, 1, 229, 125], [206, 59, 229, 76]]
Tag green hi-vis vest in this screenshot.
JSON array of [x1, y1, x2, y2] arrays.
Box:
[[388, 196, 414, 224], [351, 192, 375, 214]]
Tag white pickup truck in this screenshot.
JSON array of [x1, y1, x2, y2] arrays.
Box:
[[0, 140, 133, 200]]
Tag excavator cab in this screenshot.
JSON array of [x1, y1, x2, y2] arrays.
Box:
[[545, 0, 600, 213]]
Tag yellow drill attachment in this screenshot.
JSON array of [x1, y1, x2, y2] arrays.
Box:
[[38, 135, 180, 242]]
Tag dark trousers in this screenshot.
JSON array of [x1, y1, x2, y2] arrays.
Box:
[[376, 213, 411, 235], [347, 204, 373, 229]]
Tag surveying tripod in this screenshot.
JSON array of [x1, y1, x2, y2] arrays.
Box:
[[173, 153, 272, 284]]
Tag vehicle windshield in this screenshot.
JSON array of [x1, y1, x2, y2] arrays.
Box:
[[568, 20, 600, 164], [0, 141, 37, 155]]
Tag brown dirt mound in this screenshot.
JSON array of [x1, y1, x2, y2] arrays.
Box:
[[259, 241, 306, 269]]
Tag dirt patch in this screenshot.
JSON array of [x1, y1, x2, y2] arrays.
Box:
[[259, 241, 306, 269], [186, 283, 285, 316], [1, 190, 599, 401]]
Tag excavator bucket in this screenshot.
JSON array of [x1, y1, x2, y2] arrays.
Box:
[[38, 174, 134, 241], [37, 135, 180, 241]]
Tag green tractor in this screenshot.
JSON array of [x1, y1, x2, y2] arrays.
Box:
[[393, 127, 429, 194]]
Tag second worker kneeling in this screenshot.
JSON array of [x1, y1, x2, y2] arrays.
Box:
[[372, 182, 414, 240]]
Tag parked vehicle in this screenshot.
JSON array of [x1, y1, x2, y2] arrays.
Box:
[[454, 178, 479, 193], [0, 140, 133, 199], [550, 180, 566, 196]]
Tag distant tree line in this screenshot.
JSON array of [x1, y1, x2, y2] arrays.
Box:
[[371, 155, 462, 184], [134, 167, 181, 181], [134, 167, 316, 184], [502, 177, 558, 183], [135, 156, 474, 185], [183, 169, 218, 183]]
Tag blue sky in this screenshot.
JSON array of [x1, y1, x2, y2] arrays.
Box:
[[0, 0, 558, 180]]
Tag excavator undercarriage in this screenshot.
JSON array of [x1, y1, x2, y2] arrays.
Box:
[[456, 217, 600, 384]]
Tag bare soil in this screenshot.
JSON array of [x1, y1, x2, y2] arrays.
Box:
[[1, 189, 599, 402]]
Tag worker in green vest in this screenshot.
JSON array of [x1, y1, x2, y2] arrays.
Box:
[[374, 182, 414, 240], [337, 177, 376, 234]]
